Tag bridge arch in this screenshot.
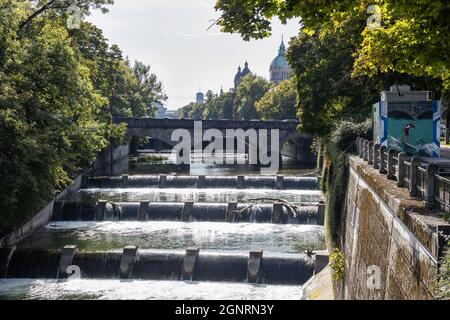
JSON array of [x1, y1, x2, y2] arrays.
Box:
[[115, 117, 315, 164]]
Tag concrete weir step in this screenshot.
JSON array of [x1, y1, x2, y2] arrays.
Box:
[[0, 247, 318, 286], [51, 201, 325, 225], [85, 175, 320, 191]]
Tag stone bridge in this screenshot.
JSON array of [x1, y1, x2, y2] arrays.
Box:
[[113, 117, 314, 163]]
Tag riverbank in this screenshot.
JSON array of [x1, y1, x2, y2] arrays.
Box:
[[303, 266, 334, 300]]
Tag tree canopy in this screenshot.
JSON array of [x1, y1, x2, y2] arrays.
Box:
[[0, 0, 166, 235], [214, 0, 450, 87], [178, 75, 273, 121], [255, 77, 297, 120], [234, 74, 272, 120], [214, 0, 446, 136]]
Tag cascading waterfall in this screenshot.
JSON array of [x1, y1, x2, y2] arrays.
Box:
[[0, 162, 326, 300], [51, 201, 323, 224], [1, 248, 315, 285], [87, 175, 320, 190]]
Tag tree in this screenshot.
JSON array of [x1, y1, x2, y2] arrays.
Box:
[[70, 22, 166, 117], [286, 23, 379, 136], [0, 1, 111, 232], [203, 91, 235, 120], [0, 0, 165, 236], [205, 90, 217, 103], [352, 1, 450, 88], [256, 77, 297, 120], [132, 61, 167, 116], [234, 74, 272, 120], [214, 0, 450, 87], [178, 102, 204, 120], [214, 0, 442, 136], [18, 0, 114, 33]]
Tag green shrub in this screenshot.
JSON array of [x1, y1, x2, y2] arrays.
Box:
[[437, 239, 450, 300], [330, 248, 345, 281], [321, 119, 372, 248]]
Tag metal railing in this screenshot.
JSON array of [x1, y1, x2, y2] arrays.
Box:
[[356, 137, 450, 215]]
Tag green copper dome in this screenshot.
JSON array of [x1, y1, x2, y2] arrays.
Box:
[[270, 40, 289, 69]]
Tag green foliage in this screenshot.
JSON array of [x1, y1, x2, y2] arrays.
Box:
[[71, 23, 166, 117], [180, 75, 298, 121], [286, 23, 374, 137], [203, 91, 235, 120], [287, 19, 439, 137], [178, 102, 205, 120], [353, 1, 450, 88], [437, 244, 450, 300], [214, 0, 449, 88], [323, 120, 372, 247], [234, 74, 272, 120], [213, 0, 303, 41], [255, 77, 297, 120], [0, 0, 165, 236], [330, 248, 345, 281]]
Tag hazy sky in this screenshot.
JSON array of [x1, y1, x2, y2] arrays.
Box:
[[87, 0, 301, 110]]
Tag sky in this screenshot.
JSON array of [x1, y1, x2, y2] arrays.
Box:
[[87, 0, 301, 110]]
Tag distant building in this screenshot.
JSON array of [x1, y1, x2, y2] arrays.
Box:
[[154, 102, 177, 119], [270, 38, 291, 84], [234, 61, 251, 89], [196, 92, 205, 104]]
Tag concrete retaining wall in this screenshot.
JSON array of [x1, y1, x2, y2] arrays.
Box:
[[0, 175, 83, 248], [92, 143, 130, 176], [342, 156, 449, 300], [0, 143, 130, 247]]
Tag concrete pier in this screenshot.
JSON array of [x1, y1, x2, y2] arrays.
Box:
[[182, 202, 194, 221], [247, 250, 263, 283], [272, 203, 283, 224], [96, 200, 107, 221], [58, 245, 78, 279], [120, 246, 139, 279], [182, 247, 200, 281], [138, 202, 150, 221]]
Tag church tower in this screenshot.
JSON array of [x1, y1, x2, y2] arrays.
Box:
[[234, 61, 252, 89], [270, 37, 291, 84], [234, 66, 242, 89]]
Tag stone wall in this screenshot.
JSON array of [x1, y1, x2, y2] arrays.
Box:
[[343, 156, 449, 300], [0, 175, 84, 248], [92, 143, 130, 176]]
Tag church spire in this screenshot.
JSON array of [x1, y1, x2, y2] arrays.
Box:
[[279, 36, 286, 55]]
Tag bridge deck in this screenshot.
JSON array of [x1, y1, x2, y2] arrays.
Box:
[[113, 117, 300, 131]]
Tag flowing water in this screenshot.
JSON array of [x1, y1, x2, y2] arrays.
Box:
[[74, 188, 322, 203], [0, 279, 304, 300], [16, 221, 325, 253], [0, 152, 325, 300]]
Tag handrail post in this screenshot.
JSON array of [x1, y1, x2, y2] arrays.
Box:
[[373, 144, 380, 169], [368, 141, 374, 165], [426, 163, 438, 209], [363, 140, 369, 162], [379, 146, 387, 174], [356, 137, 361, 155], [396, 153, 407, 187], [387, 148, 396, 180], [359, 138, 364, 158], [409, 157, 422, 197]]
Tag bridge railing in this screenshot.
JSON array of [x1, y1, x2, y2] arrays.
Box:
[[112, 117, 301, 131], [356, 137, 450, 215]]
